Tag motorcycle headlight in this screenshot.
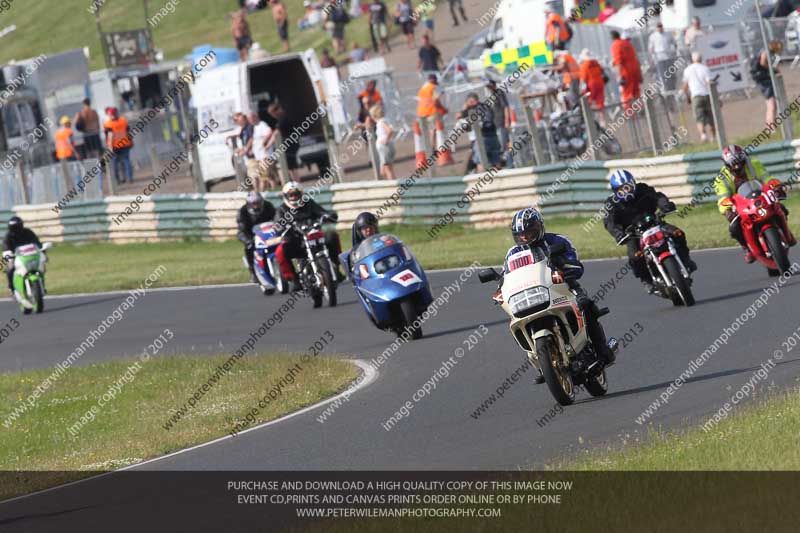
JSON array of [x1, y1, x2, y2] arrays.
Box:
[[508, 286, 549, 316]]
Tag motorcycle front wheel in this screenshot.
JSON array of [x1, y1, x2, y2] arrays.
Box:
[[315, 258, 337, 307], [32, 279, 44, 314], [764, 227, 791, 275], [535, 336, 575, 406], [400, 298, 422, 340], [663, 256, 695, 307]]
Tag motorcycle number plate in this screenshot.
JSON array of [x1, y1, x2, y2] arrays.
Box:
[[507, 249, 534, 272], [391, 269, 421, 287]]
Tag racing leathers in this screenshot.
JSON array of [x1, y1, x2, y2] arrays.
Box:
[[237, 201, 277, 276], [603, 182, 692, 283], [714, 157, 790, 247], [503, 233, 615, 366], [2, 228, 42, 291], [274, 199, 342, 281]]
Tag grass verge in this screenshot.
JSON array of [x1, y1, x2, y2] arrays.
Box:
[[32, 196, 800, 295], [554, 387, 800, 470], [0, 352, 359, 498]]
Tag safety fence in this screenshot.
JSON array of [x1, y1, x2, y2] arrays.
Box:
[[1, 139, 798, 244], [0, 159, 103, 210]]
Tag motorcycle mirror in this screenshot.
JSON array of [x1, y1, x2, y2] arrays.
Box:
[[720, 197, 734, 207], [478, 268, 501, 283], [41, 242, 53, 251]]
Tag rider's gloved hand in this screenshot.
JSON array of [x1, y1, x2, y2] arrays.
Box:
[[724, 208, 736, 222], [663, 201, 677, 213]]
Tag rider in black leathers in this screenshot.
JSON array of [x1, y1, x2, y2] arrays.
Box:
[[2, 217, 42, 292], [237, 192, 276, 282]]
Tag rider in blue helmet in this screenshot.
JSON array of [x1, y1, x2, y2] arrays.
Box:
[[504, 207, 616, 378], [603, 169, 696, 292]]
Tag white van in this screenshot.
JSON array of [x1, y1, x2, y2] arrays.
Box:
[[192, 50, 344, 186]]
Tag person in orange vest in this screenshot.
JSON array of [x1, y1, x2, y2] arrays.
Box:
[[55, 116, 80, 162], [578, 48, 607, 126], [610, 30, 642, 110], [416, 73, 446, 148], [104, 107, 134, 184], [544, 1, 570, 51], [554, 50, 581, 103]]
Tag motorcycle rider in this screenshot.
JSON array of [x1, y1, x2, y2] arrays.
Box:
[[503, 208, 616, 383], [341, 211, 379, 274], [2, 217, 42, 294], [237, 191, 277, 283], [604, 169, 696, 292], [274, 181, 342, 290], [715, 144, 793, 263]]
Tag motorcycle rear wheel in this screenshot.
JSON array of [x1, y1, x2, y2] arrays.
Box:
[[400, 298, 423, 340], [663, 256, 695, 307], [584, 369, 608, 397], [764, 227, 791, 275], [535, 336, 575, 406]]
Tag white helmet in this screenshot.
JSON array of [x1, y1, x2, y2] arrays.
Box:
[[282, 181, 304, 209]]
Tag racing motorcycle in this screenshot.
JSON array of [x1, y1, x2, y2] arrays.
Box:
[[479, 243, 618, 406], [243, 222, 288, 295], [3, 242, 52, 314], [288, 216, 338, 308], [620, 212, 695, 307], [341, 233, 433, 339], [722, 179, 795, 276]]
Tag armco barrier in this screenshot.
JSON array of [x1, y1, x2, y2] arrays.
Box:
[[2, 140, 798, 243]]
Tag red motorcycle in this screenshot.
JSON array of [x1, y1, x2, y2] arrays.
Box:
[[722, 179, 795, 276]]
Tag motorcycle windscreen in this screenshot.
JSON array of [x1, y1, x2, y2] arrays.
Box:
[[502, 246, 550, 298], [737, 180, 762, 199], [351, 234, 404, 264]]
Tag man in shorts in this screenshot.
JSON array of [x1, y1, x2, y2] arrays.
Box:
[[369, 0, 391, 54], [232, 9, 252, 61], [682, 52, 716, 143]]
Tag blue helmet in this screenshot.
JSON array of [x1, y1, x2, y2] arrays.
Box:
[[511, 207, 545, 246], [609, 169, 636, 201]]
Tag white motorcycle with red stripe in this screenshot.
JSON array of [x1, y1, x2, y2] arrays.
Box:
[[480, 243, 615, 406]]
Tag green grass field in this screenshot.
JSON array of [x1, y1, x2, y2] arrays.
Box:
[[0, 0, 381, 70], [0, 351, 358, 496], [32, 196, 800, 295]]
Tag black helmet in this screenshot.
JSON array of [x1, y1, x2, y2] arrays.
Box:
[[354, 212, 379, 239], [8, 216, 23, 233], [246, 191, 265, 217], [510, 208, 545, 246]]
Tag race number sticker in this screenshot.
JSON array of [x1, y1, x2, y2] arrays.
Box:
[[507, 249, 534, 272], [391, 270, 421, 287]]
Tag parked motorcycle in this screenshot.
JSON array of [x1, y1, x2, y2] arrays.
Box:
[[3, 242, 52, 315], [288, 216, 338, 308], [479, 243, 618, 406], [620, 212, 695, 307], [548, 106, 622, 160], [243, 222, 288, 295], [342, 233, 433, 339], [722, 179, 796, 276]]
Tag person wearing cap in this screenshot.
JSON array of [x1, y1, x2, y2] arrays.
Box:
[[578, 48, 606, 125], [544, 1, 570, 51], [610, 29, 642, 110], [416, 73, 446, 148], [554, 50, 581, 103], [55, 117, 80, 162], [486, 78, 512, 168], [648, 22, 678, 92], [104, 107, 134, 184]]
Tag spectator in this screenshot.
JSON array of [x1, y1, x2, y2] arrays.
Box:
[[73, 98, 101, 159], [418, 34, 442, 74], [486, 79, 512, 168], [350, 41, 369, 62], [298, 1, 323, 30], [359, 79, 382, 107], [55, 117, 80, 162], [272, 0, 290, 53], [684, 16, 704, 49], [554, 49, 580, 103], [395, 0, 415, 49], [648, 22, 678, 91], [448, 0, 467, 27], [369, 0, 391, 53], [544, 1, 570, 51], [681, 52, 716, 143], [610, 29, 642, 110], [267, 102, 298, 180], [350, 0, 362, 19], [752, 40, 782, 127], [578, 48, 606, 126], [227, 112, 258, 187], [232, 8, 252, 61], [458, 92, 501, 171], [330, 4, 350, 53], [418, 0, 435, 41], [371, 105, 396, 180], [416, 73, 445, 148], [249, 111, 280, 191], [320, 48, 338, 68], [104, 107, 134, 185]]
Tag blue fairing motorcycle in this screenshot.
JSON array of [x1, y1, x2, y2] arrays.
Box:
[[245, 222, 288, 295], [342, 234, 433, 339]]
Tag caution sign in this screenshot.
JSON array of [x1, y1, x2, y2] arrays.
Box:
[[695, 29, 747, 94], [483, 42, 553, 74]]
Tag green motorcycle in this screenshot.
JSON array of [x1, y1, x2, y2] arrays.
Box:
[[3, 242, 52, 314]]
